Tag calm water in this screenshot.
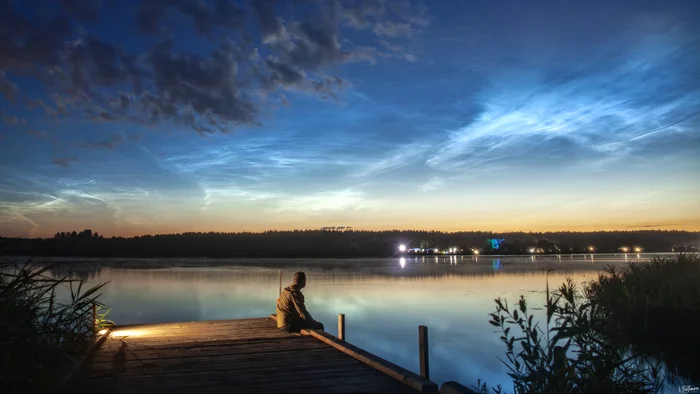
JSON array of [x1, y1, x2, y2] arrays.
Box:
[[29, 253, 671, 390]]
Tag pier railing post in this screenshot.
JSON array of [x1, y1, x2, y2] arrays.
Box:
[[419, 325, 429, 380], [92, 303, 98, 333], [338, 314, 345, 341], [278, 270, 282, 297]]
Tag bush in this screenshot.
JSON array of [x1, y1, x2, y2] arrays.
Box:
[[588, 253, 700, 383], [474, 275, 662, 394], [0, 259, 111, 394]]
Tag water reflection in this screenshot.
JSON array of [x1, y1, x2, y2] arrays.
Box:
[[25, 254, 674, 389], [492, 258, 502, 272]]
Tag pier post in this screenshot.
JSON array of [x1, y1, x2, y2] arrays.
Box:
[[92, 303, 97, 332], [419, 325, 429, 380], [338, 314, 345, 341]]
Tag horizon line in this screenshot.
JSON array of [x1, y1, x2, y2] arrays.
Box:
[[8, 228, 700, 239]]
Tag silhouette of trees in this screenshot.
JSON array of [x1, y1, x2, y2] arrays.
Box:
[[1, 230, 697, 258]]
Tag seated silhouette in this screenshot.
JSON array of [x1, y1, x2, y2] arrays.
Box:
[[276, 272, 324, 332]]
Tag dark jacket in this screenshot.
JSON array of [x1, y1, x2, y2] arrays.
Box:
[[276, 285, 313, 328]]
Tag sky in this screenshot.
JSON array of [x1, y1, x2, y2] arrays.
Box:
[[0, 0, 699, 238]]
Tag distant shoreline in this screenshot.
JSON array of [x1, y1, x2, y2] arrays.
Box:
[[1, 229, 697, 259]]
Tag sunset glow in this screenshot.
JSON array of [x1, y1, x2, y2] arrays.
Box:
[[0, 0, 698, 237]]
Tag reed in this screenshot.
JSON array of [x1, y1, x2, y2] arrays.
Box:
[[0, 258, 112, 394]]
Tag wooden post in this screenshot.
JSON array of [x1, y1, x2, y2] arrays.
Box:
[[419, 325, 429, 380], [278, 270, 283, 297], [338, 314, 345, 341], [92, 303, 97, 332]]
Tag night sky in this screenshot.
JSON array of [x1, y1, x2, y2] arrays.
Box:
[[1, 0, 699, 237]]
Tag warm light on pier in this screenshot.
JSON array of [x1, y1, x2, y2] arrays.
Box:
[[111, 329, 149, 338]]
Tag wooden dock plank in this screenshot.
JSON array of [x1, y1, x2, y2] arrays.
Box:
[[71, 317, 424, 393]]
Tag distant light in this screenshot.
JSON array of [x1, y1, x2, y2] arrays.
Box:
[[474, 250, 480, 255], [98, 329, 108, 335], [434, 249, 439, 253], [588, 246, 595, 252], [529, 248, 535, 253], [400, 257, 406, 268], [634, 247, 642, 253], [398, 244, 406, 252], [620, 246, 629, 253]]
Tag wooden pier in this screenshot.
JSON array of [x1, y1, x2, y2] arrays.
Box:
[[67, 316, 459, 394]]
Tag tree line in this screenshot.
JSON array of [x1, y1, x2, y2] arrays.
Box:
[[1, 229, 697, 258]]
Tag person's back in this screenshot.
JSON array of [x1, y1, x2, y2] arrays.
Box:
[[276, 272, 324, 332]]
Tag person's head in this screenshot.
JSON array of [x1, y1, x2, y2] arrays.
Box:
[[292, 272, 306, 289]]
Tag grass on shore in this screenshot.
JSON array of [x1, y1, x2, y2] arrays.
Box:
[[475, 253, 698, 394], [0, 258, 111, 394]]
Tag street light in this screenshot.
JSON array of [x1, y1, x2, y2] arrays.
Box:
[[399, 244, 406, 252]]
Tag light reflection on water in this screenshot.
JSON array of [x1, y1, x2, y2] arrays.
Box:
[[32, 254, 669, 390]]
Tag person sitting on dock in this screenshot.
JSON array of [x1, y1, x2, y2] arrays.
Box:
[[276, 272, 324, 333]]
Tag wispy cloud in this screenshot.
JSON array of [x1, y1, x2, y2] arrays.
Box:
[[53, 157, 78, 167], [276, 189, 369, 213]]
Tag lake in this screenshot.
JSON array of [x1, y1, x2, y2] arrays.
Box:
[[25, 253, 671, 391]]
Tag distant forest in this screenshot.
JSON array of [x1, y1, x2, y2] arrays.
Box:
[[1, 229, 698, 258]]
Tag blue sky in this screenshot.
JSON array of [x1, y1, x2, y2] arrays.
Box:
[[1, 0, 699, 237]]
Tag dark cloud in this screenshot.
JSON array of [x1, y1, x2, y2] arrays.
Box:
[[0, 72, 18, 102], [27, 129, 50, 139], [59, 0, 102, 22], [627, 224, 679, 228], [341, 0, 385, 29], [78, 135, 124, 150], [2, 114, 19, 125], [137, 0, 245, 35], [0, 0, 429, 133], [264, 59, 305, 87], [53, 157, 78, 167], [252, 0, 285, 42]]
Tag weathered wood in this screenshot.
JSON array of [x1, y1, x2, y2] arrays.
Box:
[[338, 313, 345, 341], [92, 303, 97, 332], [302, 329, 438, 393], [439, 381, 479, 394], [74, 317, 419, 393], [419, 325, 430, 380], [58, 327, 112, 388]]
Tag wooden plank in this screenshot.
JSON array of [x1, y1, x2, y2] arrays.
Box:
[[90, 338, 328, 362], [302, 329, 438, 393], [86, 349, 357, 373], [80, 375, 415, 394], [76, 316, 423, 394]]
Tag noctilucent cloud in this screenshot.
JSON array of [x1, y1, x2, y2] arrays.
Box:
[[1, 0, 699, 237]]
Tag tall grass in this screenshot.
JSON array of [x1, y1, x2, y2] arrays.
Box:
[[588, 253, 700, 312], [474, 278, 662, 394], [473, 254, 700, 393], [0, 258, 111, 394], [588, 253, 700, 383]]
